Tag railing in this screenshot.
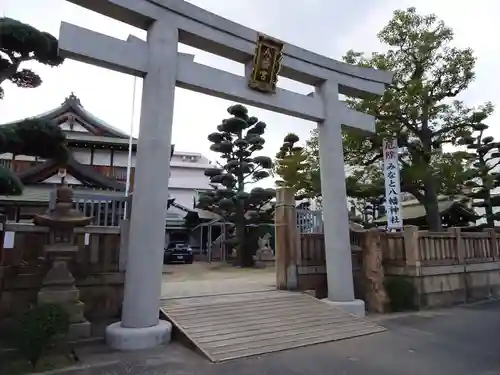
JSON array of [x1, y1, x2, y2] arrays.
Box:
[[5, 159, 42, 172], [299, 233, 325, 266], [380, 226, 500, 266], [350, 229, 363, 251], [299, 231, 364, 272], [0, 159, 12, 169], [382, 231, 406, 265], [462, 231, 495, 261], [91, 165, 133, 182], [296, 209, 323, 234], [297, 224, 500, 269], [49, 190, 131, 227], [418, 231, 459, 264]]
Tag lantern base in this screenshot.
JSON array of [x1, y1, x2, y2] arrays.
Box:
[[68, 321, 91, 340]]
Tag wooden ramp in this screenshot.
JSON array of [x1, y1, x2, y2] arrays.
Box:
[[160, 290, 386, 362]]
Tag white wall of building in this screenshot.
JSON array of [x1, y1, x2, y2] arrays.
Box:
[[60, 122, 88, 133], [169, 187, 204, 211], [43, 173, 82, 185], [113, 150, 130, 167], [93, 149, 111, 165], [73, 149, 91, 164], [169, 167, 212, 190]]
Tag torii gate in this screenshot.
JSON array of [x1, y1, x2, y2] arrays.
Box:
[[59, 0, 393, 350]]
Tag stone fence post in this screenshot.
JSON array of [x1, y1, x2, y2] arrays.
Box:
[[361, 229, 389, 313], [403, 225, 420, 271], [274, 187, 299, 290], [448, 227, 464, 264]]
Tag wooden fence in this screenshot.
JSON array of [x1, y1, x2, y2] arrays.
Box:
[[295, 222, 500, 270], [296, 209, 323, 234], [0, 221, 127, 319], [49, 190, 131, 227], [382, 226, 500, 266]]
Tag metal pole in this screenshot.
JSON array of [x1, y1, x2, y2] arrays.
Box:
[[124, 77, 137, 219], [208, 224, 212, 263]]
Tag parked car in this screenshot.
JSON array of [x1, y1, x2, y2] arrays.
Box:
[[163, 242, 194, 264]]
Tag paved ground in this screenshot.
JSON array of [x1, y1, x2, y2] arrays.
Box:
[[42, 300, 500, 375], [161, 262, 275, 299]]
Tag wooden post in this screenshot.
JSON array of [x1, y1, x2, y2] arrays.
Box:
[[0, 214, 6, 285], [362, 229, 389, 313], [275, 187, 299, 290], [0, 214, 5, 267], [484, 228, 498, 260], [448, 227, 465, 264], [402, 225, 422, 308]]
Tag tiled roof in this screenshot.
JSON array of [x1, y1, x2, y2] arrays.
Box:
[[374, 199, 478, 223], [0, 93, 130, 139]]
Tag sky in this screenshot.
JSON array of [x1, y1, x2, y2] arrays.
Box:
[[1, 0, 500, 186]]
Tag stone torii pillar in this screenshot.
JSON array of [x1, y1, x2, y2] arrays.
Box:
[[317, 82, 362, 311], [58, 0, 393, 351], [106, 20, 177, 350]]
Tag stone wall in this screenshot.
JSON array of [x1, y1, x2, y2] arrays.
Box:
[[386, 262, 500, 307], [0, 222, 126, 320], [384, 226, 500, 308]]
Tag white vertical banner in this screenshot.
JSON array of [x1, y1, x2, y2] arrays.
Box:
[[383, 139, 403, 229]]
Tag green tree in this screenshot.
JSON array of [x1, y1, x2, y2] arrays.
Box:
[[0, 119, 69, 195], [274, 133, 320, 198], [197, 104, 274, 267], [346, 165, 386, 225], [458, 115, 500, 227], [0, 17, 64, 99], [339, 7, 491, 230], [274, 130, 322, 200], [302, 129, 321, 199]]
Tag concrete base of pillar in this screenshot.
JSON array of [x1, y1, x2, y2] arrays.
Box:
[[321, 298, 366, 317], [105, 320, 172, 351]]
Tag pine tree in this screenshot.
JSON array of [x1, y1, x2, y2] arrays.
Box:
[[197, 104, 274, 267], [0, 119, 68, 195], [0, 17, 63, 99], [458, 114, 500, 227]]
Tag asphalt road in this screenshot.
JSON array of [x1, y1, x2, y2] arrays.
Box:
[[41, 300, 500, 375]]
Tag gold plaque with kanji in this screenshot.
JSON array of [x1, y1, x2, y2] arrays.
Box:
[[248, 34, 284, 94]]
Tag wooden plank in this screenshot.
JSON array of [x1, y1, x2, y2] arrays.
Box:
[[161, 291, 385, 362]]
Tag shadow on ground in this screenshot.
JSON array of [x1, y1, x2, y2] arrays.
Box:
[[39, 300, 500, 375]]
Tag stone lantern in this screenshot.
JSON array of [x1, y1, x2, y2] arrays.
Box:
[[34, 183, 92, 339]]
